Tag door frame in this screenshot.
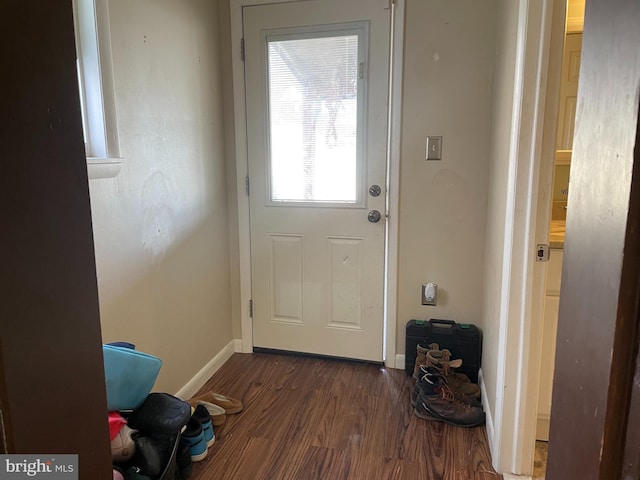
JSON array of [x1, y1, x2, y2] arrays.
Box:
[[492, 0, 567, 475], [227, 0, 404, 368]]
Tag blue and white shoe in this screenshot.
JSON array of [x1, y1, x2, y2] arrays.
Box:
[[192, 404, 215, 448], [180, 418, 208, 462]]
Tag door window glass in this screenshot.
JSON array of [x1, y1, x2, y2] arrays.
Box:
[[266, 28, 366, 204]]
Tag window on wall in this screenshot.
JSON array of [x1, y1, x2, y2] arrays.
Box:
[[72, 0, 123, 179]]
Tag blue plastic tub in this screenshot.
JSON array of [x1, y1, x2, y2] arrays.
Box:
[[103, 345, 162, 411]]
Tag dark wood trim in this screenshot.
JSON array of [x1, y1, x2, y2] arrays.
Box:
[[622, 333, 640, 478], [546, 0, 640, 478], [0, 341, 12, 455], [1, 1, 112, 477], [601, 89, 640, 477], [619, 93, 640, 480]]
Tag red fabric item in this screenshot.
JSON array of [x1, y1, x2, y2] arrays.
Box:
[[108, 412, 127, 441]]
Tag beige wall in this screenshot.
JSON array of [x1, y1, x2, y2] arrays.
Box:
[[396, 0, 497, 352], [89, 0, 233, 394], [86, 0, 511, 402]]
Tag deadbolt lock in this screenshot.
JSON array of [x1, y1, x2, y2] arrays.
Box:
[[369, 184, 382, 197]]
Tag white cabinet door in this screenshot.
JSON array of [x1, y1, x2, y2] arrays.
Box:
[[556, 33, 582, 151]]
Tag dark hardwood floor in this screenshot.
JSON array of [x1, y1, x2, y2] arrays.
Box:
[[190, 353, 501, 480]]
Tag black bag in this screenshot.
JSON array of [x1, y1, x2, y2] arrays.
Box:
[[124, 466, 151, 480], [133, 436, 165, 478], [124, 433, 180, 480], [127, 393, 191, 436]]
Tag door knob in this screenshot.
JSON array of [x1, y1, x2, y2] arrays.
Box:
[[368, 184, 382, 197], [367, 210, 382, 223]]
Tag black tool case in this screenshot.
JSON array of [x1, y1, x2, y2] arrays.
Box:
[[405, 319, 482, 383]]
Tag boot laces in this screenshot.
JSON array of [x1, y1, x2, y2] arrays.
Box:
[[440, 361, 452, 377], [440, 383, 470, 411]]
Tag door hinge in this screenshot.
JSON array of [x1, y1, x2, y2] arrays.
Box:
[[358, 62, 364, 79], [245, 175, 250, 196], [240, 38, 245, 61], [536, 244, 550, 262], [249, 299, 253, 318]]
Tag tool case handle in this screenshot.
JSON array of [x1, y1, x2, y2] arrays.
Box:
[[430, 319, 456, 333]]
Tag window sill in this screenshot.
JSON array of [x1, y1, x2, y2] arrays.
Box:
[[87, 157, 124, 180]]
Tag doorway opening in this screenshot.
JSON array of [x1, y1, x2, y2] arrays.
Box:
[[533, 1, 585, 477]]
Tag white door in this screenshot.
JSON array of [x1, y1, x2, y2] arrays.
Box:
[[555, 33, 582, 151], [244, 0, 390, 362]]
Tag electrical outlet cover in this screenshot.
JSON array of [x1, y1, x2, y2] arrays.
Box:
[[421, 283, 437, 305]]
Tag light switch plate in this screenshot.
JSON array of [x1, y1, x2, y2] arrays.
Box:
[[426, 136, 443, 160]]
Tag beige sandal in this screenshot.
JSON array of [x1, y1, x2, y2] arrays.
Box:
[[194, 392, 243, 414], [187, 398, 227, 426]]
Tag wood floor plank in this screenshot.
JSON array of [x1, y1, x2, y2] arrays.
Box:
[[188, 353, 502, 480], [293, 447, 413, 480]]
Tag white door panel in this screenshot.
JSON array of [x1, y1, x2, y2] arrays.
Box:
[[556, 33, 582, 150], [244, 0, 390, 361]]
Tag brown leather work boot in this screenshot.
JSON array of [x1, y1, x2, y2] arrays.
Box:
[[413, 366, 485, 427], [412, 344, 429, 379], [416, 343, 481, 399], [412, 365, 480, 408]]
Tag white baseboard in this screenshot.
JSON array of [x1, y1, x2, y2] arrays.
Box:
[[479, 369, 496, 461], [503, 474, 532, 480], [175, 339, 238, 400], [395, 354, 406, 370], [234, 338, 243, 352]]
